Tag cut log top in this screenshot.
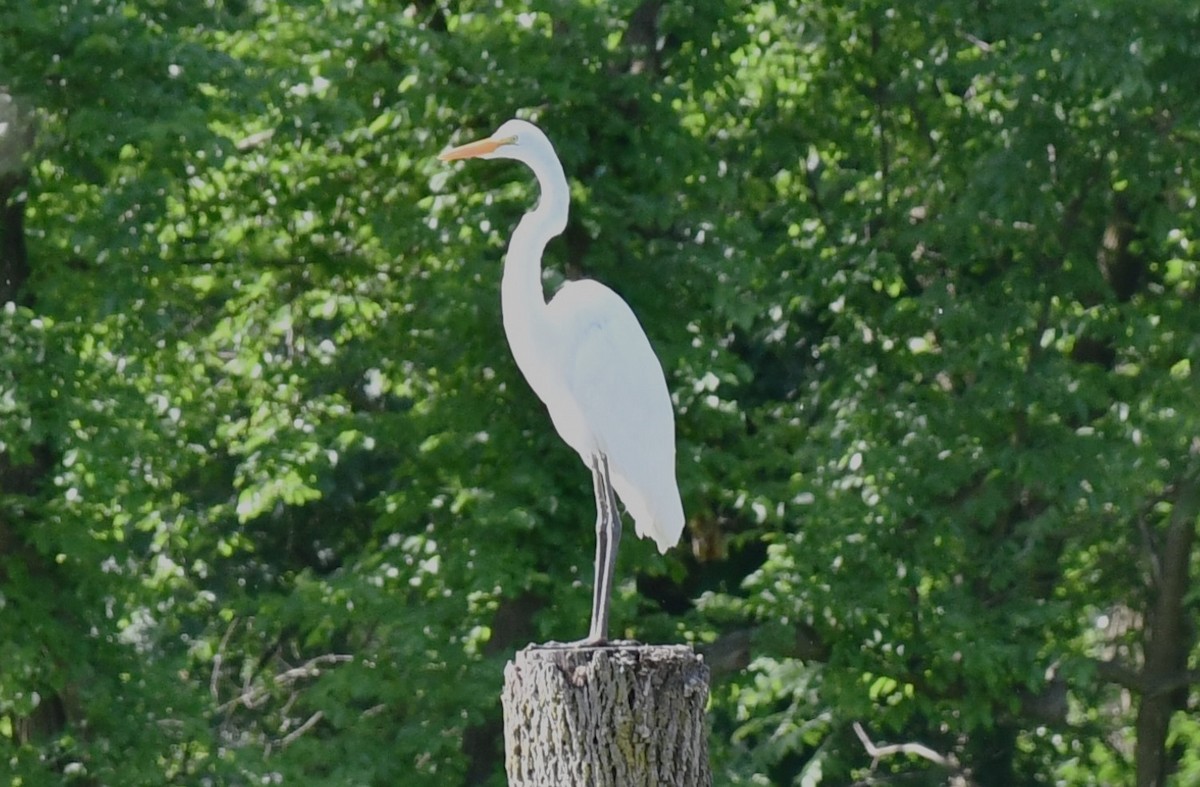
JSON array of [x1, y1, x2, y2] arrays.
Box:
[[515, 640, 704, 676], [502, 643, 712, 787]]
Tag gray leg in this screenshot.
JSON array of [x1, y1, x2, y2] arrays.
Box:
[[587, 456, 608, 641], [586, 455, 622, 645]]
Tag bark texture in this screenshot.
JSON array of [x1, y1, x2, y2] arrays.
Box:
[[502, 643, 711, 787], [1135, 477, 1198, 787]]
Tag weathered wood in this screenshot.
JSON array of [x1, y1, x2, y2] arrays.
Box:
[[502, 643, 711, 786]]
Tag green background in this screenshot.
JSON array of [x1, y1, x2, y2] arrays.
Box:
[[1, 1, 1198, 784]]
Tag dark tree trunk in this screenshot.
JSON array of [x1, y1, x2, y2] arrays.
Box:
[[0, 90, 33, 306], [0, 175, 29, 305], [1135, 478, 1198, 787]]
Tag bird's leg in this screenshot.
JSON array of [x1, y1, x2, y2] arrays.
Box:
[[587, 458, 607, 641], [586, 454, 622, 645]]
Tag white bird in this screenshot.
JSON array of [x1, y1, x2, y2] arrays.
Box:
[[439, 118, 685, 645]]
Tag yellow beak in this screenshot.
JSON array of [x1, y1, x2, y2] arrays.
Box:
[[438, 134, 516, 161]]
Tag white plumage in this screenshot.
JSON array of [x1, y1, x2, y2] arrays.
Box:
[[545, 280, 684, 552], [439, 118, 685, 642]]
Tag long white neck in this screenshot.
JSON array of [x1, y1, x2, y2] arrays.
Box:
[[501, 150, 569, 380]]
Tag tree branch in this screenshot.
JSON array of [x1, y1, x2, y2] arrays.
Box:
[[853, 721, 971, 784], [216, 653, 353, 714], [276, 710, 324, 750], [211, 617, 239, 702], [1136, 474, 1199, 786]]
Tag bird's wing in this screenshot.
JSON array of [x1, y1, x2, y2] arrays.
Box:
[[547, 280, 685, 553]]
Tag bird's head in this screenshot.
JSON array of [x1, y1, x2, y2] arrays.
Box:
[[437, 118, 550, 165], [438, 117, 568, 230]]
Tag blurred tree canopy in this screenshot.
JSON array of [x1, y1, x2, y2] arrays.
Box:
[[1, 0, 1198, 784]]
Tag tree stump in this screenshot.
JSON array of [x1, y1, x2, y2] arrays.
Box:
[[502, 643, 711, 787]]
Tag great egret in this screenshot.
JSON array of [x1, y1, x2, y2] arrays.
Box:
[[439, 119, 685, 645]]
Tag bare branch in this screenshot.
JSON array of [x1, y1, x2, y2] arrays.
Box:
[[853, 722, 971, 785], [234, 128, 274, 152], [211, 617, 239, 702], [277, 710, 324, 750], [273, 653, 354, 687], [216, 653, 353, 714], [960, 31, 992, 53]]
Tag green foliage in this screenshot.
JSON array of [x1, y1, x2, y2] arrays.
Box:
[[1, 0, 1198, 784]]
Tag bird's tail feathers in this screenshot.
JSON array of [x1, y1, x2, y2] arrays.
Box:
[[613, 473, 685, 554]]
